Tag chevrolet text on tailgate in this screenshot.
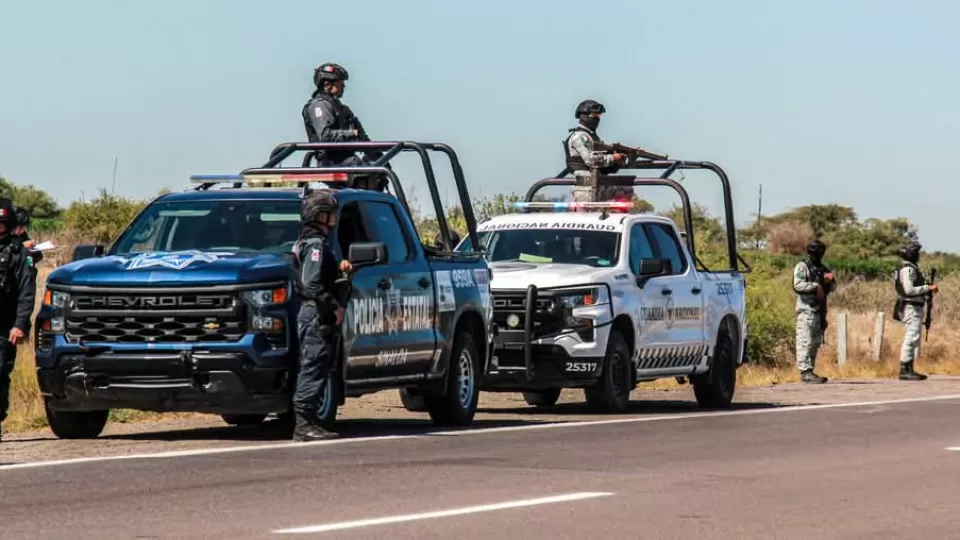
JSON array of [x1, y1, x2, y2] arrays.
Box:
[[33, 141, 492, 438], [458, 160, 751, 412]]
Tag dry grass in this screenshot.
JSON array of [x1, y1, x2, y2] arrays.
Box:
[[766, 221, 814, 256]]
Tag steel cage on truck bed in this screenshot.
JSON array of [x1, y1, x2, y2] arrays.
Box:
[[190, 141, 480, 255], [523, 160, 751, 274]]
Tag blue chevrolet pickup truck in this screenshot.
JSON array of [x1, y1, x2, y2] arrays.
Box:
[[33, 141, 493, 438]]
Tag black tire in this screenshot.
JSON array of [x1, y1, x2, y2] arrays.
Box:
[[399, 388, 427, 412], [584, 331, 633, 413], [44, 399, 109, 439], [523, 388, 561, 408], [221, 414, 268, 426], [425, 331, 480, 427], [693, 331, 737, 409], [315, 374, 340, 431]]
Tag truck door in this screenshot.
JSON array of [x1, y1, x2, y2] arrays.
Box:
[[628, 222, 667, 361], [350, 200, 436, 379], [643, 222, 706, 368]]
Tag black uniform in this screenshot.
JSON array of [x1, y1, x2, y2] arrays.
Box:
[[0, 201, 37, 439], [290, 191, 343, 441]]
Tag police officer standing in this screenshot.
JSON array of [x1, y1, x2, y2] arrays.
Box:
[[290, 189, 352, 441], [563, 99, 627, 203], [793, 239, 835, 384], [0, 198, 37, 442], [13, 207, 42, 266], [894, 240, 937, 381], [301, 62, 381, 167]]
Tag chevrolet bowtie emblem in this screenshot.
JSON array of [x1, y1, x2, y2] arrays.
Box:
[[203, 322, 220, 330]]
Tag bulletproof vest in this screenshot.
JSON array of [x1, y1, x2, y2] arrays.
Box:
[[301, 93, 356, 164], [289, 239, 311, 301], [0, 243, 16, 296], [894, 261, 926, 304], [793, 259, 825, 295], [563, 125, 602, 172]]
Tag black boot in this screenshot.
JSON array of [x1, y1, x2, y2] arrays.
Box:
[[801, 370, 828, 384], [899, 361, 928, 381], [292, 410, 339, 442]]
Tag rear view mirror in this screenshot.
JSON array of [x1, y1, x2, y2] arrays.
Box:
[[348, 242, 387, 269], [636, 258, 670, 288], [72, 244, 105, 262]]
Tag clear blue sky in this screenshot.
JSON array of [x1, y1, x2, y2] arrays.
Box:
[[2, 0, 958, 250]]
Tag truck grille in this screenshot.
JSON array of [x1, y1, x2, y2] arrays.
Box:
[[491, 291, 562, 337], [65, 291, 247, 344]]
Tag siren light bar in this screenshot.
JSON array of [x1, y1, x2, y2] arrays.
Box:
[[189, 172, 350, 185], [511, 201, 633, 212]]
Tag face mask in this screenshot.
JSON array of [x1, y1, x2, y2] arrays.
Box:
[[581, 116, 600, 131]]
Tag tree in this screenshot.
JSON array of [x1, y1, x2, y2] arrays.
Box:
[[0, 177, 60, 217]]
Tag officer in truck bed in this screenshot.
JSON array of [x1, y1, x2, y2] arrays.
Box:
[[290, 189, 352, 441], [0, 198, 37, 442]]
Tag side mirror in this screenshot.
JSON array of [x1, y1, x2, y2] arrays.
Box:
[[635, 258, 670, 288], [72, 244, 105, 262], [348, 241, 387, 269]]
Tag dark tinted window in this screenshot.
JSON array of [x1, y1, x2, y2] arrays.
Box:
[[628, 224, 656, 274], [470, 229, 620, 267], [646, 223, 687, 275], [110, 200, 302, 255], [362, 201, 411, 262]]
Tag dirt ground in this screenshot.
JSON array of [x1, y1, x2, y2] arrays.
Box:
[[3, 375, 959, 464]]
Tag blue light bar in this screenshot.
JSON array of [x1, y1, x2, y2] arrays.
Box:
[[511, 201, 633, 212]]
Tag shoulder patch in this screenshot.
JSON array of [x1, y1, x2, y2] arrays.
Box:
[[314, 107, 323, 118], [310, 248, 321, 262]]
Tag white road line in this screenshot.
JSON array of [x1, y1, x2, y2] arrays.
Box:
[[2, 393, 960, 472], [945, 447, 960, 451], [272, 491, 614, 534]]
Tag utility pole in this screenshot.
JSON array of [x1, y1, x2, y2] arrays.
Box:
[[111, 157, 118, 194], [755, 183, 763, 251]]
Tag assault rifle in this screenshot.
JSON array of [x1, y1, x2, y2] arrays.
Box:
[[924, 268, 937, 342], [593, 141, 669, 162], [814, 265, 833, 332]]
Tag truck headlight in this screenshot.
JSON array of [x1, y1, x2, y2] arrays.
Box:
[[43, 290, 70, 308], [241, 287, 288, 307], [557, 287, 609, 308], [41, 290, 69, 334]]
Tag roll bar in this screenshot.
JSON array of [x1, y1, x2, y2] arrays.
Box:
[[524, 160, 747, 273]]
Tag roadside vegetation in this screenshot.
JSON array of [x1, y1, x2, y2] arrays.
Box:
[[4, 176, 958, 434]]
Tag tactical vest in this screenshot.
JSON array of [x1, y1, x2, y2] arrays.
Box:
[[289, 239, 311, 302], [301, 93, 355, 164], [793, 259, 825, 296], [0, 243, 16, 297], [894, 261, 926, 306], [563, 126, 600, 173]]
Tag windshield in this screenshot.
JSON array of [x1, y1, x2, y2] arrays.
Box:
[[461, 229, 621, 267], [110, 200, 302, 255]]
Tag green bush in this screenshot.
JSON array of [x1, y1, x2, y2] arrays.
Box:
[[62, 190, 148, 245]]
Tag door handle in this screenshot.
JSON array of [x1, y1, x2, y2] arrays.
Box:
[[378, 278, 392, 290], [661, 288, 673, 296], [418, 277, 430, 288], [691, 286, 701, 295]]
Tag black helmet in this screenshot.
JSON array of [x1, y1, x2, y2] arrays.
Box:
[[0, 198, 16, 229], [301, 189, 338, 223], [899, 240, 922, 263], [575, 99, 606, 118], [314, 63, 349, 87], [14, 206, 30, 228], [807, 238, 826, 257]]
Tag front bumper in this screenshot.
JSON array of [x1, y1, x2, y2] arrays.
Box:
[[36, 335, 295, 415], [482, 284, 613, 390]]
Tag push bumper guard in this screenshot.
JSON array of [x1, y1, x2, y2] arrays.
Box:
[[492, 283, 615, 382]]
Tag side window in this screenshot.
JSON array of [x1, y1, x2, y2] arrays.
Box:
[[361, 201, 412, 263], [628, 223, 656, 274], [335, 202, 371, 257], [646, 223, 688, 275]]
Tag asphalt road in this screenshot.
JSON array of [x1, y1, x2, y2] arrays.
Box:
[[2, 391, 960, 539]]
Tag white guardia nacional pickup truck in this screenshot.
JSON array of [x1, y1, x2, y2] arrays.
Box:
[[461, 164, 750, 412]]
